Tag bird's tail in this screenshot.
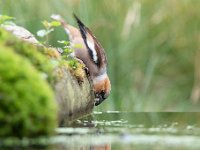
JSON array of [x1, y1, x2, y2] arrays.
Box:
[[73, 14, 85, 28], [73, 14, 87, 40]]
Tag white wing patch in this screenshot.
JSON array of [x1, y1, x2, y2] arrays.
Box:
[[87, 40, 98, 63]]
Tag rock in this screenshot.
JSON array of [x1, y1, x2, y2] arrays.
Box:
[[2, 24, 39, 44], [0, 23, 94, 134]]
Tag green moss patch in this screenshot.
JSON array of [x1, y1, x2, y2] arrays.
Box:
[[0, 30, 57, 137], [0, 28, 56, 84]]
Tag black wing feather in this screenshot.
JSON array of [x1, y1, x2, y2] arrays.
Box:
[[73, 14, 100, 66]]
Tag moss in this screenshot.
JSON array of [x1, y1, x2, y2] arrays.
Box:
[[0, 28, 57, 84], [58, 59, 86, 84], [66, 60, 86, 84], [0, 28, 84, 85], [0, 31, 57, 137]]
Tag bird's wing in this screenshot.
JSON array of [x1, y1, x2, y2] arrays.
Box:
[[73, 14, 107, 69]]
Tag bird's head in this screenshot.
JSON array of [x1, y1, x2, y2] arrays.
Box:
[[93, 73, 111, 106]]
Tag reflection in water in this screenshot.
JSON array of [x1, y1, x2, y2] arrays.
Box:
[[90, 144, 111, 150], [55, 144, 111, 150], [53, 112, 200, 150], [1, 113, 200, 150]]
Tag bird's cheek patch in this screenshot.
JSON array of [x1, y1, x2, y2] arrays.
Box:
[[93, 82, 104, 93]]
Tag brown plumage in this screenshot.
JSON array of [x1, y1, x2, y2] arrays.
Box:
[[52, 14, 111, 106]]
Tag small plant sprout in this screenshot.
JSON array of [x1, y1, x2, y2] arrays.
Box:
[[0, 15, 14, 25], [36, 20, 61, 45], [57, 40, 82, 70], [68, 59, 79, 70], [58, 40, 74, 58]]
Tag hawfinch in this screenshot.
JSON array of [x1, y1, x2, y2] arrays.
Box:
[[52, 14, 111, 106]]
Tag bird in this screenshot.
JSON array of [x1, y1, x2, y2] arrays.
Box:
[[51, 14, 111, 106]]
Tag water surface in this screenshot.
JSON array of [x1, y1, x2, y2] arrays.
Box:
[[1, 112, 200, 150]]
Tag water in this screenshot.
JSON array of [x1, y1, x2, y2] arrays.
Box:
[[1, 112, 200, 150]]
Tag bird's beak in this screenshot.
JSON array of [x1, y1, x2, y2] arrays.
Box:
[[94, 91, 107, 106], [94, 96, 104, 106]]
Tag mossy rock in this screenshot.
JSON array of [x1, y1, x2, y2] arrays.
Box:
[[0, 25, 94, 130], [0, 39, 57, 137], [0, 28, 57, 84]]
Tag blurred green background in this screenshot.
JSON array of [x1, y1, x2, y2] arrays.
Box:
[[1, 0, 200, 111]]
